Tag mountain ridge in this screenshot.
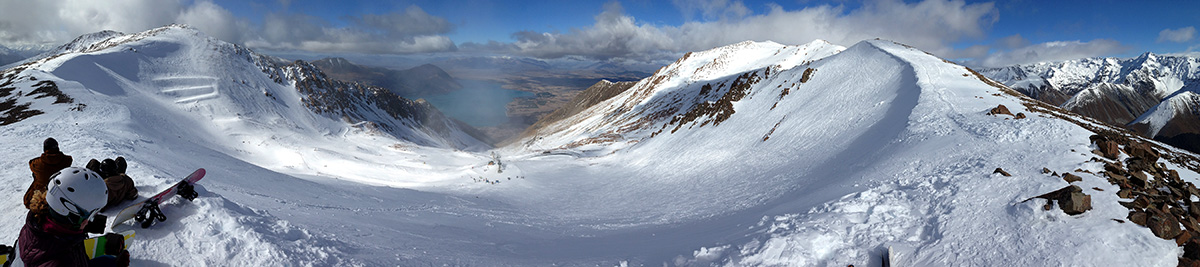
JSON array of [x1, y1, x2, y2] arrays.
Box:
[[981, 52, 1200, 152]]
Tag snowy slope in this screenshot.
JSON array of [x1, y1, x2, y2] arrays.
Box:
[[505, 40, 1195, 265], [1, 24, 1198, 266]]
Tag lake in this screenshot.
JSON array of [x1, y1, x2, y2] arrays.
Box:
[[416, 79, 534, 128]]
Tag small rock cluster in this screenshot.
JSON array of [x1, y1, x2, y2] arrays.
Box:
[[986, 104, 1026, 119], [1025, 184, 1093, 215], [1089, 132, 1200, 266]]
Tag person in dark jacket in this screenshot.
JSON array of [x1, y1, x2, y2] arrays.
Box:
[[86, 157, 139, 210], [19, 167, 128, 267], [25, 138, 73, 209]]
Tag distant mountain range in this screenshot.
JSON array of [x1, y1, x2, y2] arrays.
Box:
[[981, 53, 1200, 152], [309, 57, 462, 98]]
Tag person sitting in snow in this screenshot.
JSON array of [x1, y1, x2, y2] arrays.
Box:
[[86, 157, 138, 210], [25, 138, 72, 210], [19, 167, 129, 266]]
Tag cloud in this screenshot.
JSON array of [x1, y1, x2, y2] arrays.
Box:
[[245, 8, 457, 54], [672, 0, 751, 21], [966, 39, 1129, 68], [0, 0, 457, 54], [997, 34, 1030, 49], [488, 0, 998, 62], [1158, 26, 1196, 43], [0, 0, 181, 46]]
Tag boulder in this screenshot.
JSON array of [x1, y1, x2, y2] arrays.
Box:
[[1059, 189, 1092, 215], [1182, 257, 1200, 267], [993, 168, 1011, 177], [1126, 158, 1151, 173], [1014, 112, 1026, 119], [1099, 140, 1121, 160], [1117, 189, 1135, 199], [1129, 211, 1148, 226], [1062, 173, 1082, 183], [988, 104, 1013, 116], [1180, 231, 1194, 246], [1042, 167, 1052, 174], [1149, 213, 1183, 239], [1024, 185, 1091, 215], [1132, 195, 1152, 209], [1192, 204, 1200, 218], [1129, 171, 1148, 188], [1125, 141, 1160, 162], [1186, 240, 1200, 262], [1104, 162, 1125, 174]]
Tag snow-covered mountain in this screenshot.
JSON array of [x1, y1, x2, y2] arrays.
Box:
[[3, 24, 488, 151], [3, 24, 1200, 266], [504, 39, 1200, 265], [980, 53, 1200, 152]]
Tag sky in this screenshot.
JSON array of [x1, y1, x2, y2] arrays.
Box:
[[0, 0, 1197, 68]]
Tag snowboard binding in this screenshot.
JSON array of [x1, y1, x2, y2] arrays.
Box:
[[134, 202, 167, 228], [177, 182, 198, 201]]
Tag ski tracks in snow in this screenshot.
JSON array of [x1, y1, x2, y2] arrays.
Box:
[[151, 76, 220, 103]]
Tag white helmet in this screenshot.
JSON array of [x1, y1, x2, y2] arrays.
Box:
[[45, 167, 108, 229]]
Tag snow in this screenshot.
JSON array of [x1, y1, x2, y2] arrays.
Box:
[[0, 26, 1191, 266]]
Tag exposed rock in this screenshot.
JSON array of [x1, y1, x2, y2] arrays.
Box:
[[1061, 190, 1093, 215], [1014, 112, 1026, 119], [988, 104, 1013, 116], [1129, 211, 1149, 226], [1104, 162, 1125, 174], [1125, 141, 1161, 163], [993, 168, 1011, 177], [1183, 257, 1200, 267], [1129, 171, 1149, 188], [1099, 140, 1121, 160], [1185, 240, 1200, 262], [1025, 185, 1092, 215], [1117, 189, 1135, 199], [1062, 173, 1082, 183], [1148, 212, 1183, 239], [1180, 231, 1194, 246]]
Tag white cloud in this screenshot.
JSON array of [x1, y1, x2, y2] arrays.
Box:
[[491, 0, 998, 62], [0, 0, 181, 46], [0, 0, 457, 54], [1158, 26, 1196, 43], [967, 39, 1129, 68]]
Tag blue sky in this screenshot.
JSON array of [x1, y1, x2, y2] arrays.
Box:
[[1, 0, 1198, 67]]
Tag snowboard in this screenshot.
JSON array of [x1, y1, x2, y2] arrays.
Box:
[[109, 168, 205, 229], [83, 230, 135, 259], [0, 230, 134, 265]]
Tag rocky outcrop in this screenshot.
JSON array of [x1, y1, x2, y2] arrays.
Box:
[[988, 104, 1013, 116], [1089, 130, 1200, 264], [1025, 185, 1092, 215]]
